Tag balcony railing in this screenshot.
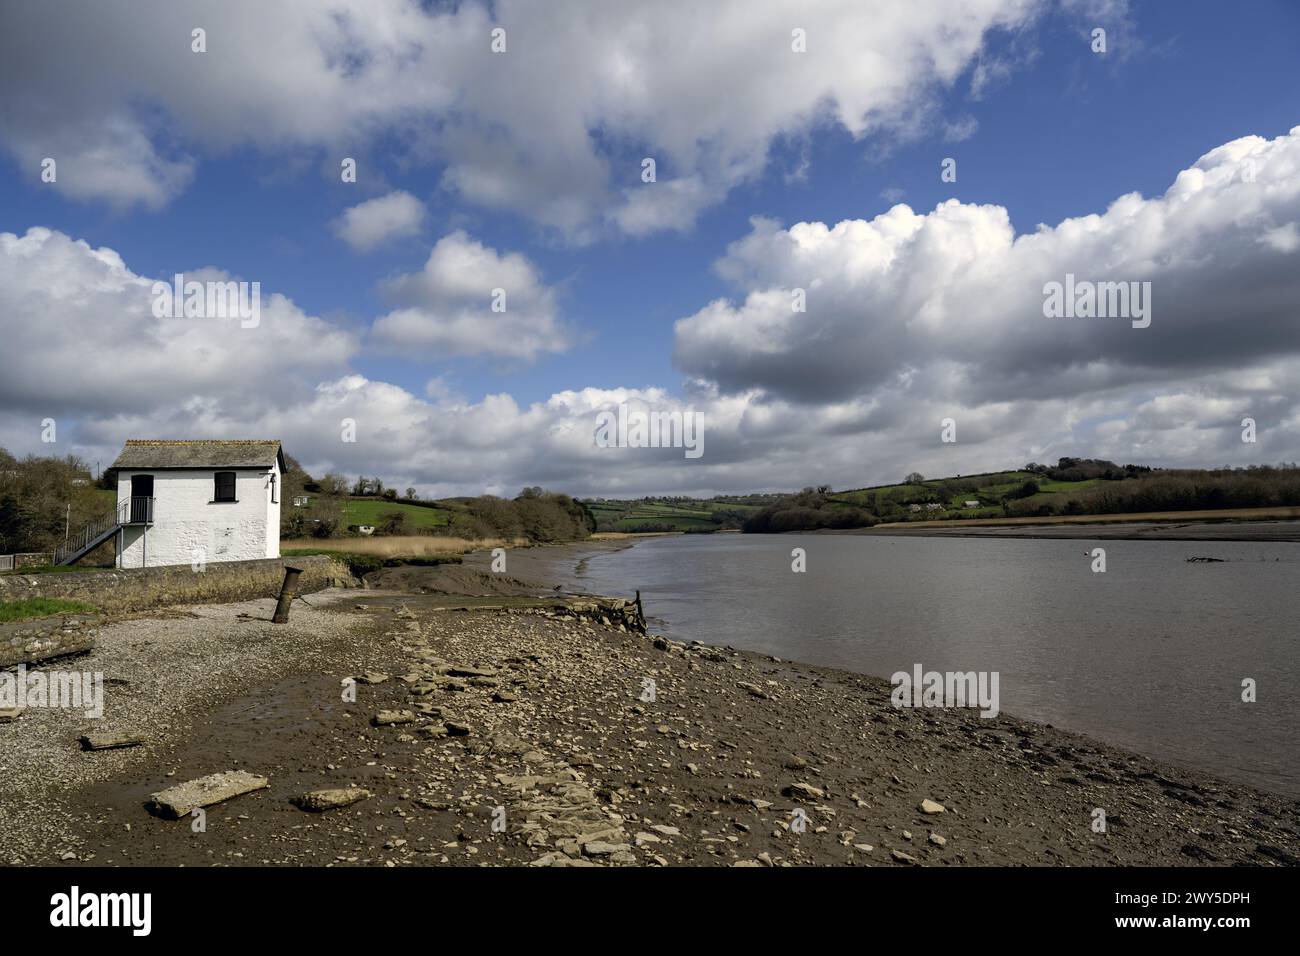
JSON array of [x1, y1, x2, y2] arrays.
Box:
[[123, 495, 154, 525]]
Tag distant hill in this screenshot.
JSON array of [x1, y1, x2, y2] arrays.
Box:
[[582, 495, 780, 533], [740, 459, 1300, 533], [827, 466, 1117, 521], [579, 460, 1300, 535]]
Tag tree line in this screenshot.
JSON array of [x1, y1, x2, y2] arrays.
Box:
[[743, 486, 875, 533], [0, 447, 107, 554], [1007, 463, 1300, 517]]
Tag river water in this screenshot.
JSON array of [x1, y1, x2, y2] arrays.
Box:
[[541, 533, 1299, 796]]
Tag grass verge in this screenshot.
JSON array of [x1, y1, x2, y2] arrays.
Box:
[[282, 547, 464, 579], [0, 564, 113, 576], [281, 535, 524, 558], [0, 598, 97, 623]]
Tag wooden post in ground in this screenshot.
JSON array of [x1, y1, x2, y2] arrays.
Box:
[[272, 566, 304, 623]]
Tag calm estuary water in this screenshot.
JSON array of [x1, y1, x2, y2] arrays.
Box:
[[548, 533, 1300, 796]]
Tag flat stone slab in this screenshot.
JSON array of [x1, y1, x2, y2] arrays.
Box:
[[0, 706, 23, 723], [371, 709, 417, 726], [446, 665, 497, 678], [291, 787, 371, 812], [79, 732, 144, 751], [582, 840, 632, 857], [147, 770, 269, 819]]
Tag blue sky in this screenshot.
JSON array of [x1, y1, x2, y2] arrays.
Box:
[[2, 0, 1299, 495]]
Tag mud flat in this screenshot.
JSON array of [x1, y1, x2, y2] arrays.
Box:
[[362, 538, 636, 599], [0, 567, 1296, 868], [461, 538, 638, 591]]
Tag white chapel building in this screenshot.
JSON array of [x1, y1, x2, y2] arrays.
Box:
[[106, 439, 285, 568]]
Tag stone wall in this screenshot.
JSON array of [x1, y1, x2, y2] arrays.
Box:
[[0, 617, 97, 668], [0, 555, 355, 617], [0, 553, 54, 570]]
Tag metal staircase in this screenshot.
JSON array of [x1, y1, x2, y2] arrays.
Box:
[[53, 496, 153, 566]]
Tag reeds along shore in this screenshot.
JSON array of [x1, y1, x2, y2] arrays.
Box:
[[281, 535, 529, 558]]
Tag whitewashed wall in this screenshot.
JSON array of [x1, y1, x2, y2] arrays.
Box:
[[116, 463, 280, 568], [267, 463, 281, 560]]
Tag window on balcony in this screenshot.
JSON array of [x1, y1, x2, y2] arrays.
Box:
[[214, 471, 237, 502]]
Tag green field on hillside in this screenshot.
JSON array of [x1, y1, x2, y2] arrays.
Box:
[[339, 497, 453, 530], [827, 470, 1111, 520]]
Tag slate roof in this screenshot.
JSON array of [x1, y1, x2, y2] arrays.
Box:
[[108, 440, 285, 472]]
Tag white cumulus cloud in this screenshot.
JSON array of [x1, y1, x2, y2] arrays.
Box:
[[369, 231, 572, 361], [332, 191, 426, 251], [0, 0, 1048, 237], [5, 128, 1300, 498], [675, 127, 1300, 407]]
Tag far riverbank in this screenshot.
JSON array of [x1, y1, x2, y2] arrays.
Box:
[[835, 516, 1300, 542]]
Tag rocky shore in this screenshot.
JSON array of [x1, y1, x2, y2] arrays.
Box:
[[1, 562, 1296, 867]]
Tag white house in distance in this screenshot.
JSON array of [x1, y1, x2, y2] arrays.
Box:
[[106, 439, 284, 568]]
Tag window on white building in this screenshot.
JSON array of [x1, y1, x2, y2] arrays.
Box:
[[214, 471, 237, 502]]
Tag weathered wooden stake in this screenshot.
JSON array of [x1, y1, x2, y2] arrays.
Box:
[[272, 566, 303, 623]]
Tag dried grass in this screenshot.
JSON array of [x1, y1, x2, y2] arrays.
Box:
[[589, 531, 683, 539], [281, 534, 527, 557]]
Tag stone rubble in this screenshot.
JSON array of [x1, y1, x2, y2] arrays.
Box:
[[291, 787, 373, 812]]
